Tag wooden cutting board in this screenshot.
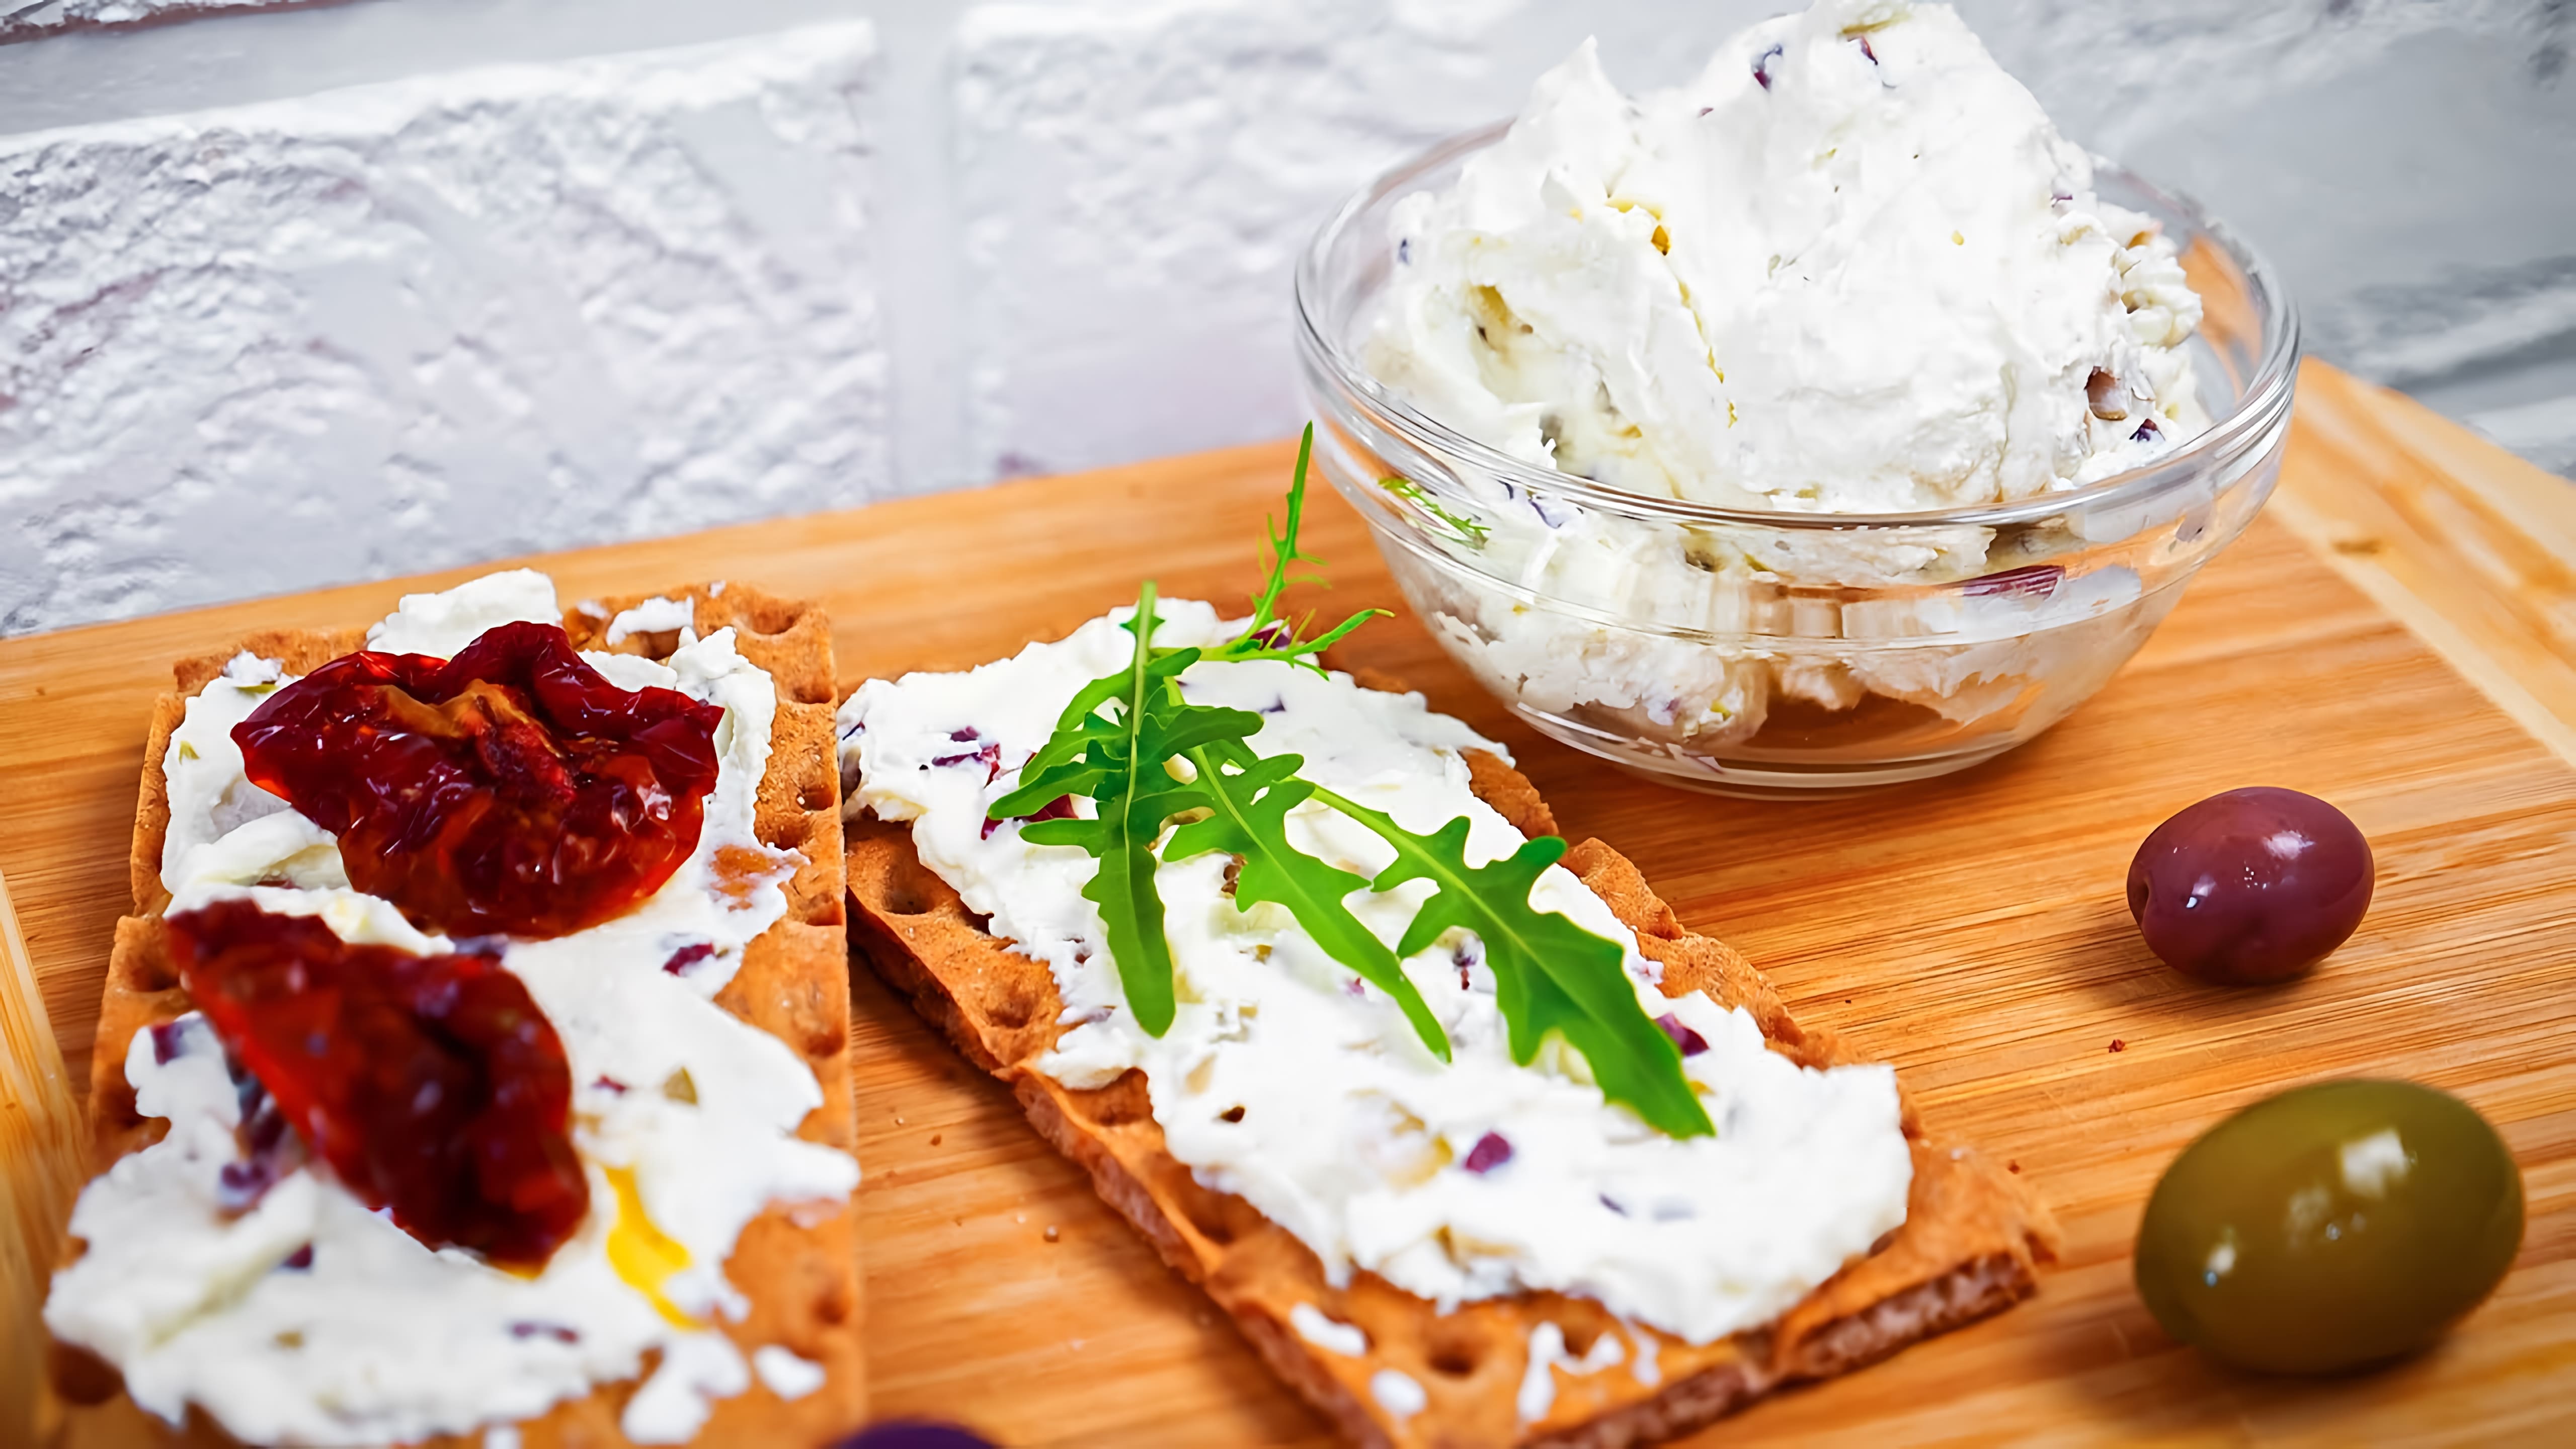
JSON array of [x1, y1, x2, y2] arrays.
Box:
[[4, 361, 2573, 1447]]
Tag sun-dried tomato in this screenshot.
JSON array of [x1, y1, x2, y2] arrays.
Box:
[[167, 900, 587, 1269], [233, 620, 724, 939]]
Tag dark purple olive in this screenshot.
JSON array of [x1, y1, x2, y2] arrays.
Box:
[[833, 1422, 998, 1449], [2127, 787, 2372, 984]]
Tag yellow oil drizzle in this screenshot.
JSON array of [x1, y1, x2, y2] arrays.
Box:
[[605, 1165, 700, 1330]]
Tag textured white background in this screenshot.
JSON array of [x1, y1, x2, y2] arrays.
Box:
[[2, 0, 2571, 634], [0, 0, 318, 37], [0, 20, 880, 633]]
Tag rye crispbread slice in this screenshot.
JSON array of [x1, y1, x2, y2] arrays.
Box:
[[52, 585, 863, 1449], [845, 727, 2057, 1449]]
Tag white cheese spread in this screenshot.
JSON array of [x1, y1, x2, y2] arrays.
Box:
[[365, 568, 560, 656], [1356, 0, 2214, 750], [45, 573, 858, 1447], [607, 595, 701, 648], [1368, 0, 2206, 516], [1290, 1302, 1369, 1357], [1371, 1367, 1427, 1419], [1518, 1320, 1626, 1424], [1626, 1322, 1662, 1387], [842, 602, 1910, 1346], [751, 1345, 827, 1402]]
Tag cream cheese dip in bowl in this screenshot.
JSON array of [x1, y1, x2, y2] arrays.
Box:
[[1293, 12, 2298, 798]]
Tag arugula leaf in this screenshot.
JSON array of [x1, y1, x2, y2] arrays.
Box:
[[1309, 789, 1715, 1139], [1166, 748, 1452, 1062], [1381, 474, 1490, 545], [989, 669, 1175, 823], [1210, 424, 1385, 673], [1239, 427, 1315, 644], [1002, 584, 1255, 1037], [972, 435, 1706, 1141], [995, 610, 1195, 817], [996, 427, 1366, 830]]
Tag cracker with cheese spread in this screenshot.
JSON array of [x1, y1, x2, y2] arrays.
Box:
[[45, 574, 862, 1448], [834, 464, 2054, 1446]]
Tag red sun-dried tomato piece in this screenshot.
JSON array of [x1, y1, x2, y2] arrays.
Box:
[[233, 620, 725, 940], [167, 900, 588, 1269]]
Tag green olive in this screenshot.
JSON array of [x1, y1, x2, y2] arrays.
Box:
[[2135, 1079, 2522, 1375]]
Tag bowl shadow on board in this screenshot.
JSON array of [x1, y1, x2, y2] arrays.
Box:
[[1535, 705, 2323, 970]]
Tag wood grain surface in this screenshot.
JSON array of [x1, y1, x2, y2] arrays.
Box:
[[2, 864, 85, 1445], [4, 362, 2573, 1446], [2270, 360, 2576, 771]]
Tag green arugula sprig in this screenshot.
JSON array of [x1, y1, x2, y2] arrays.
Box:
[[1307, 790, 1706, 1136], [1380, 474, 1490, 545], [993, 586, 1246, 1035], [1167, 746, 1451, 1062], [985, 425, 1711, 1138], [1208, 427, 1382, 671]]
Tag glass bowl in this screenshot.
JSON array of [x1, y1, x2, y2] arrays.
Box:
[[1294, 123, 2301, 798]]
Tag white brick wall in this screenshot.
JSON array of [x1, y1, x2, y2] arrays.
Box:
[[0, 22, 881, 635], [0, 0, 2569, 634], [1980, 1, 2576, 479], [0, 0, 319, 41], [953, 0, 1746, 479]]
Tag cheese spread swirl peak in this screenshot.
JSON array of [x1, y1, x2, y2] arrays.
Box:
[[845, 601, 1912, 1345], [1367, 0, 2207, 516]]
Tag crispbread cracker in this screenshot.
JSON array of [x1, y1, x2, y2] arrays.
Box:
[[55, 585, 863, 1449], [846, 738, 2055, 1448]]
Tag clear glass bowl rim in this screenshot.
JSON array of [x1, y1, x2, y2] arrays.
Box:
[[1293, 119, 2303, 532]]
